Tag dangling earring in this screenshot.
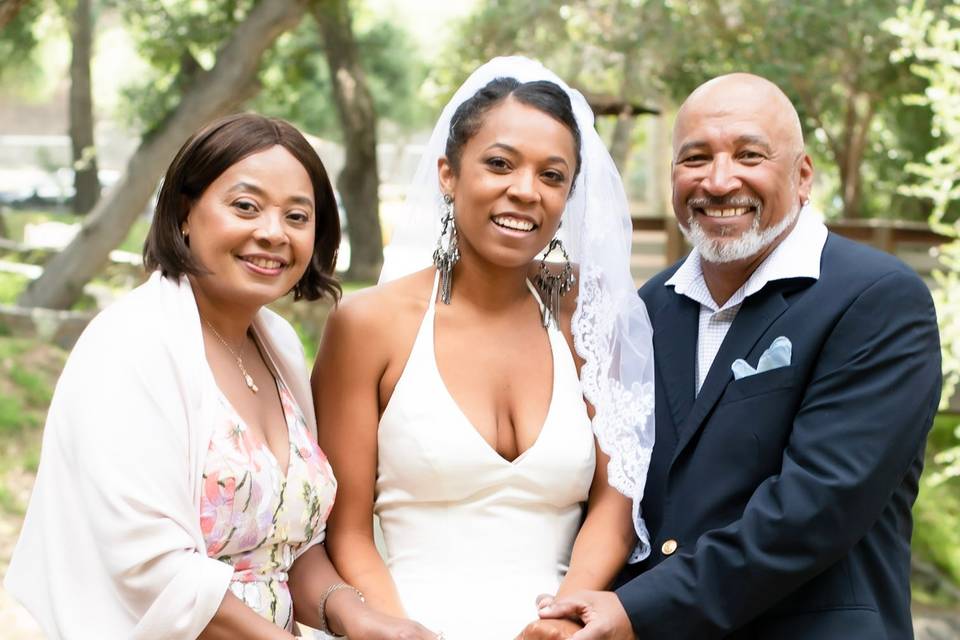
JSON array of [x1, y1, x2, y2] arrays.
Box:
[[535, 237, 575, 330], [432, 194, 459, 304]]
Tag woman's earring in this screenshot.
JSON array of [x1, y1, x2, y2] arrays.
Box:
[[535, 237, 575, 330], [432, 194, 459, 304]]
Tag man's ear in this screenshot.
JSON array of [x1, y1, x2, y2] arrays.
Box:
[[797, 153, 814, 204], [438, 156, 457, 198]]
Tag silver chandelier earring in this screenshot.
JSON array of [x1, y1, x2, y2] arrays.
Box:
[[535, 237, 575, 330], [432, 194, 460, 304]]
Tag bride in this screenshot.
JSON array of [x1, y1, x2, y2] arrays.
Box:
[[312, 57, 655, 639]]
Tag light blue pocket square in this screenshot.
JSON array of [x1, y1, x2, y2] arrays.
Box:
[[731, 336, 792, 380]]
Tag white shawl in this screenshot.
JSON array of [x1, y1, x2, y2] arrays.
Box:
[[4, 272, 317, 639]]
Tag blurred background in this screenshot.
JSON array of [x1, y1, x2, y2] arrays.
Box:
[[0, 0, 958, 637]]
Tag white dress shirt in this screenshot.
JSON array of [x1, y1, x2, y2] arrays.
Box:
[[665, 211, 829, 393]]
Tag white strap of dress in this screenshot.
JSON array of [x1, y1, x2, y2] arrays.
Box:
[[428, 269, 441, 311], [430, 272, 552, 332]]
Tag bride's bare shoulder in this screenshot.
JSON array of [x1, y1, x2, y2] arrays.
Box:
[[326, 268, 436, 338]]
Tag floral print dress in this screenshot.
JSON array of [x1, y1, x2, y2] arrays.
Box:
[[200, 376, 337, 631]]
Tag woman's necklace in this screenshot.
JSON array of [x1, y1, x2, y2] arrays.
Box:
[[202, 318, 259, 393]]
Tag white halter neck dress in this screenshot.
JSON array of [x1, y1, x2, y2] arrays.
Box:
[[374, 272, 595, 639]]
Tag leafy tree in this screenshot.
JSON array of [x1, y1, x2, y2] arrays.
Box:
[[253, 7, 428, 138], [888, 0, 960, 461], [0, 0, 32, 31], [884, 0, 960, 597], [20, 0, 307, 309], [439, 0, 666, 173], [652, 0, 942, 219], [446, 0, 942, 220], [0, 0, 49, 89], [67, 0, 100, 214], [1, 0, 102, 215], [251, 1, 430, 280]]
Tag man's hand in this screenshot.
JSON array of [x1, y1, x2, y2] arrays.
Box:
[[537, 590, 634, 640], [515, 617, 583, 639]]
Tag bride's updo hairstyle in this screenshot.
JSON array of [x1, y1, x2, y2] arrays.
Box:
[[444, 78, 583, 193]]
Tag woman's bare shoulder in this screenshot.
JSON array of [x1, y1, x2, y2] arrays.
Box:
[[326, 268, 436, 338]]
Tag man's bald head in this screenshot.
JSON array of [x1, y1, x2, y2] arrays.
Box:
[[674, 73, 804, 157], [669, 72, 814, 267]]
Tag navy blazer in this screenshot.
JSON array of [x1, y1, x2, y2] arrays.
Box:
[[616, 233, 942, 639]]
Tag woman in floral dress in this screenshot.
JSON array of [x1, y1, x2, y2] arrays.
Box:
[[6, 114, 438, 640]]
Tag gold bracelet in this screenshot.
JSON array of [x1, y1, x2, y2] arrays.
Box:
[[318, 582, 365, 637]]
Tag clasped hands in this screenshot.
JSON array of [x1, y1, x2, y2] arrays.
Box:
[[515, 591, 635, 640]]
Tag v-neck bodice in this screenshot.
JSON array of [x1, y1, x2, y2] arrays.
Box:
[[374, 270, 595, 639], [200, 377, 336, 631]]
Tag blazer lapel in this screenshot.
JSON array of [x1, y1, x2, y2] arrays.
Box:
[[671, 284, 794, 464], [652, 292, 699, 430]]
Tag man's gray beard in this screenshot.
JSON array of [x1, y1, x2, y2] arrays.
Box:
[[680, 203, 801, 264]]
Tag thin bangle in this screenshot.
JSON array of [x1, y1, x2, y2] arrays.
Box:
[[318, 582, 365, 637]]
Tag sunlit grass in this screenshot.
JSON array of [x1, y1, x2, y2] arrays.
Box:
[[0, 272, 29, 304]]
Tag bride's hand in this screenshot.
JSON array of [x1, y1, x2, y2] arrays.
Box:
[[515, 618, 583, 640], [343, 609, 441, 640]]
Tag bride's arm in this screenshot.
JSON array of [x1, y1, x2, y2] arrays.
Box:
[[558, 444, 637, 596], [311, 298, 408, 618], [516, 447, 635, 639], [554, 287, 637, 595]]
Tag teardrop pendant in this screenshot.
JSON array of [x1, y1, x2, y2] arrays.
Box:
[[244, 373, 259, 393]]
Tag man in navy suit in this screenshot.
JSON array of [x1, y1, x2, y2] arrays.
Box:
[[538, 73, 942, 638]]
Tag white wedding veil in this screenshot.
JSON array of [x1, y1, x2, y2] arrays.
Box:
[[380, 56, 655, 561]]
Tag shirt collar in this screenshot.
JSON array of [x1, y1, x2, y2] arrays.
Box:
[[665, 208, 828, 312]]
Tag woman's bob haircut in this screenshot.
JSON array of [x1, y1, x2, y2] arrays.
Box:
[[144, 112, 341, 303]]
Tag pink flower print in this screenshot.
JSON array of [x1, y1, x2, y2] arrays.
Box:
[[234, 472, 275, 550], [232, 555, 255, 576], [201, 471, 238, 555]]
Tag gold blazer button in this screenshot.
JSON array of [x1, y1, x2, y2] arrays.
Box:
[[661, 539, 678, 555]]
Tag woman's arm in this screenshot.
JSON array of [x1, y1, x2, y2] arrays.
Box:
[[311, 298, 407, 617], [517, 436, 635, 639], [557, 444, 636, 596], [554, 284, 637, 594], [289, 544, 437, 638], [199, 594, 296, 640]]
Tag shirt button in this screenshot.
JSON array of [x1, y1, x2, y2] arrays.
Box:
[[661, 539, 678, 556]]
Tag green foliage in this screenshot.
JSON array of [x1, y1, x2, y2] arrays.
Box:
[[251, 7, 430, 138], [10, 368, 53, 406], [115, 0, 256, 134], [0, 485, 23, 515], [913, 414, 960, 597], [0, 337, 67, 515], [0, 0, 46, 83], [887, 0, 960, 413], [887, 1, 960, 595], [446, 0, 942, 220], [0, 394, 33, 436], [0, 272, 29, 304], [438, 0, 661, 107]]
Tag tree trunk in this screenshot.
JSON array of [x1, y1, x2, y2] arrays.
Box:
[[0, 0, 29, 30], [19, 0, 307, 309], [312, 0, 382, 282], [609, 49, 640, 178], [69, 0, 99, 215], [837, 92, 874, 219], [609, 110, 635, 174]]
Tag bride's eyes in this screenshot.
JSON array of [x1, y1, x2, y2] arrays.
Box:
[[485, 156, 511, 171]]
